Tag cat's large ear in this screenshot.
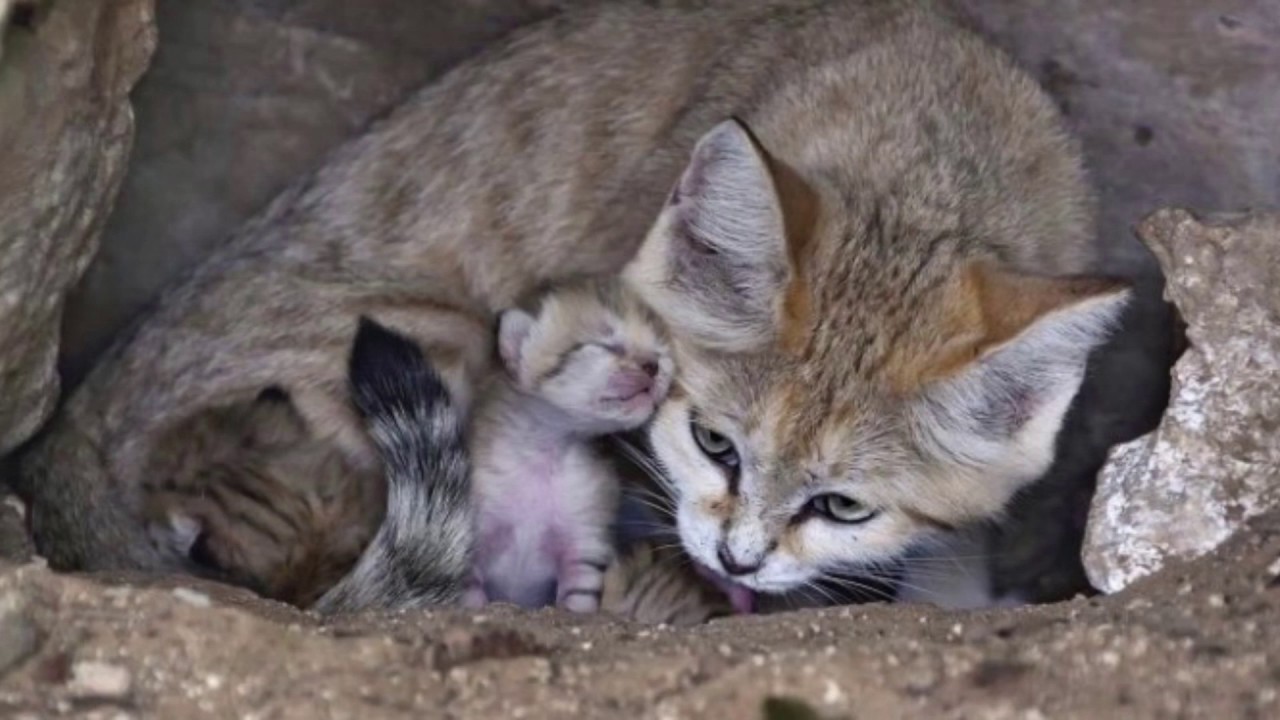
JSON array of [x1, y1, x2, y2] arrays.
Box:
[[909, 262, 1131, 490], [624, 119, 796, 352]]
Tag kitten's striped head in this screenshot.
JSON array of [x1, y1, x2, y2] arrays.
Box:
[[623, 113, 1127, 594]]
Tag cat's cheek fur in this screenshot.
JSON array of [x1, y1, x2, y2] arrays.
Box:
[[797, 514, 922, 574], [648, 400, 725, 567]]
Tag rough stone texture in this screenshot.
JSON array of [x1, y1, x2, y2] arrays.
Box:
[[954, 0, 1280, 276], [58, 0, 578, 383], [1, 512, 1279, 718], [0, 493, 32, 565], [1084, 210, 1280, 593], [0, 0, 156, 452]]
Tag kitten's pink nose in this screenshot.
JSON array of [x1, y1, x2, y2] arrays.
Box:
[[607, 368, 654, 400]]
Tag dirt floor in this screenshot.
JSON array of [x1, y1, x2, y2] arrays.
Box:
[[0, 502, 1276, 719]]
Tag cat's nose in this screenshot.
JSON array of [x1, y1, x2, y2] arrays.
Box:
[[717, 543, 762, 576], [640, 359, 660, 378]]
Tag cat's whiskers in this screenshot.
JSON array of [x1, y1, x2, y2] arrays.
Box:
[[818, 572, 901, 603], [610, 435, 677, 494]]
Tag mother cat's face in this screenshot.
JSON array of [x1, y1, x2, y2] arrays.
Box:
[[622, 120, 1129, 593]]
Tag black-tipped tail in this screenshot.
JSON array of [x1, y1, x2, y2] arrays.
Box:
[[313, 318, 473, 613]]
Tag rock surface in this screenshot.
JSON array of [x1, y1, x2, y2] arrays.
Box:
[[2, 510, 1279, 718], [1084, 209, 1280, 593], [0, 0, 156, 452]]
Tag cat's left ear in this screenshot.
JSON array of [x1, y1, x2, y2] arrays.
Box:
[[624, 119, 811, 353], [497, 309, 536, 374], [910, 262, 1132, 492]]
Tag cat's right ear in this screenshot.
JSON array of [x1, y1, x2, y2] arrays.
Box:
[[497, 309, 536, 374], [623, 119, 802, 353]]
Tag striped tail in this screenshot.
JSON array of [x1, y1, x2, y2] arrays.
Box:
[[313, 318, 473, 614]]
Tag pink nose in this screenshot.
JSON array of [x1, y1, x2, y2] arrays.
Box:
[[607, 368, 654, 400]]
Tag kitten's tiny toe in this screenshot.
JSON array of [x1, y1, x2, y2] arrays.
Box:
[[558, 591, 601, 613], [462, 586, 489, 609]]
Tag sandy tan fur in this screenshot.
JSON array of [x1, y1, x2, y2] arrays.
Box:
[[18, 1, 1128, 603]]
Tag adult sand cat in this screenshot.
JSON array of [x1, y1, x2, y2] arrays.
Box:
[[19, 0, 1132, 604]]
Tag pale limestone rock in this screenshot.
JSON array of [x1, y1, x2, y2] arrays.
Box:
[[1084, 209, 1280, 593], [0, 0, 156, 451]]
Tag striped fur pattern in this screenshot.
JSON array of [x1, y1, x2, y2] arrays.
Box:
[[140, 391, 383, 608], [313, 318, 473, 613], [601, 542, 732, 626]]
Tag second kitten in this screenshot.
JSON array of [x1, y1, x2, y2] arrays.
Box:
[[466, 279, 674, 612]]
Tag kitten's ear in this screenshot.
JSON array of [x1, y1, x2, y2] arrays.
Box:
[[624, 119, 796, 352], [497, 309, 536, 374], [912, 262, 1131, 488]]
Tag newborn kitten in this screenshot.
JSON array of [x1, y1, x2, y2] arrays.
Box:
[[466, 279, 673, 612]]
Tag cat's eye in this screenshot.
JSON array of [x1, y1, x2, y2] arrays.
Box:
[[807, 494, 877, 524], [690, 421, 739, 468]]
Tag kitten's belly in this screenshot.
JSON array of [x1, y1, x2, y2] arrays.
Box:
[[473, 447, 614, 608], [481, 531, 558, 608], [473, 467, 566, 608]]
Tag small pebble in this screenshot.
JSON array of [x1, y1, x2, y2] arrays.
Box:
[[172, 587, 212, 608], [68, 661, 132, 698]]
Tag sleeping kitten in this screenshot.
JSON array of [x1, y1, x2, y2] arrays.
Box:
[[140, 389, 382, 607], [142, 318, 475, 613], [466, 279, 673, 612], [601, 541, 732, 626]]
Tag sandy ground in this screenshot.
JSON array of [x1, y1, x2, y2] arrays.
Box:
[[0, 501, 1276, 719]]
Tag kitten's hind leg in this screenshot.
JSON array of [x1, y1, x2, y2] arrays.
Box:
[[555, 554, 610, 613], [462, 571, 489, 609]]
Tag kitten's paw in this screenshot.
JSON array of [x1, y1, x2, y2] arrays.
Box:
[[558, 591, 601, 613], [462, 585, 489, 609]]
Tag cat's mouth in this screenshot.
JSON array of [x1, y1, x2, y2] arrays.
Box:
[[693, 561, 757, 614]]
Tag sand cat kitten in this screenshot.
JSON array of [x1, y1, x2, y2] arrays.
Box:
[[466, 279, 673, 612], [140, 390, 382, 607], [143, 318, 473, 613], [601, 542, 732, 626], [20, 2, 1152, 610]]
